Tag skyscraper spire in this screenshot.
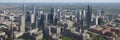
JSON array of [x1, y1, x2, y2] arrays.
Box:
[[33, 5, 36, 14], [23, 4, 26, 16]]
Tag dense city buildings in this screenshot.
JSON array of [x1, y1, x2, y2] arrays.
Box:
[[0, 3, 119, 40]]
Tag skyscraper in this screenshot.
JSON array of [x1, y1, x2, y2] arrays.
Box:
[[43, 13, 50, 37], [20, 4, 26, 32], [77, 10, 82, 22], [20, 15, 25, 32], [85, 5, 92, 29], [57, 9, 62, 21], [91, 16, 99, 26], [35, 10, 38, 29], [81, 10, 86, 28], [48, 8, 56, 24], [25, 5, 35, 24], [30, 5, 36, 24], [10, 15, 14, 40]]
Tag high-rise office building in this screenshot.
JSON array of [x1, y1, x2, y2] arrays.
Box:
[[38, 11, 43, 20], [98, 17, 104, 25], [35, 11, 38, 29], [81, 10, 86, 28], [26, 11, 31, 22], [26, 11, 35, 24], [48, 8, 56, 24], [86, 5, 92, 29], [77, 10, 82, 22], [43, 13, 51, 37], [30, 5, 36, 24], [25, 5, 35, 24], [9, 15, 14, 40], [91, 16, 99, 26], [95, 16, 99, 25], [82, 10, 86, 17], [20, 15, 25, 32], [57, 9, 62, 21], [39, 13, 48, 29], [39, 14, 45, 27], [78, 10, 85, 28], [20, 4, 26, 32]]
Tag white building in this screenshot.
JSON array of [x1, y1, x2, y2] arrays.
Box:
[[30, 14, 35, 24], [20, 15, 25, 32]]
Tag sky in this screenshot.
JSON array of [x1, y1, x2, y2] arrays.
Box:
[[0, 0, 120, 3]]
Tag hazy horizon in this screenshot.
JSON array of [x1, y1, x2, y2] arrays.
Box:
[[1, 0, 120, 3]]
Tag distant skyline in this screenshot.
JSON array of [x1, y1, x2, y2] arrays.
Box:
[[0, 0, 120, 3]]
